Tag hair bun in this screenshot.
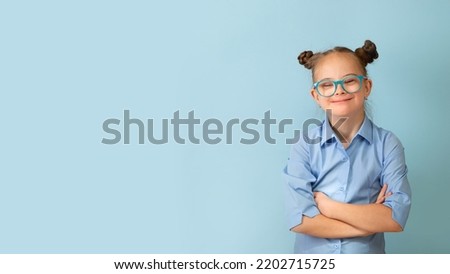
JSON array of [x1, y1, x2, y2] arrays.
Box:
[[355, 40, 379, 66], [298, 50, 314, 69]]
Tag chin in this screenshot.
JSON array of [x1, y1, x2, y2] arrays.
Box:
[[326, 107, 351, 116], [326, 107, 360, 118]]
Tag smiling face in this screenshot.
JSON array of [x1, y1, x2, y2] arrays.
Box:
[[311, 52, 372, 119]]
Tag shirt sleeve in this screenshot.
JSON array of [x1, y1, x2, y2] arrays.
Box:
[[381, 132, 412, 229], [282, 137, 320, 230]]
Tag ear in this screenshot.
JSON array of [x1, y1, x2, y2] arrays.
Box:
[[364, 78, 373, 98], [310, 88, 321, 105]]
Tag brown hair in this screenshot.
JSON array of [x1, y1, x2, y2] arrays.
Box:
[[298, 40, 379, 78]]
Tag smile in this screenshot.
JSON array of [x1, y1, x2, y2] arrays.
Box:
[[330, 98, 353, 103]]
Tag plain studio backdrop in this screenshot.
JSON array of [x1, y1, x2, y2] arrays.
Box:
[[1, 0, 449, 253]]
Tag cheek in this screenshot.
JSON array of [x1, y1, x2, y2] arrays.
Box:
[[356, 92, 366, 100], [353, 94, 366, 105], [318, 98, 331, 106], [362, 87, 372, 99]]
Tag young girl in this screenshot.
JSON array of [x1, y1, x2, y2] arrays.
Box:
[[283, 40, 412, 253]]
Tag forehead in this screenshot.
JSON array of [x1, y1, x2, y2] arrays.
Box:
[[314, 52, 364, 80]]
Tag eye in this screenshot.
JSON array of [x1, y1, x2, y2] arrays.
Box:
[[319, 81, 334, 88], [344, 78, 358, 85]]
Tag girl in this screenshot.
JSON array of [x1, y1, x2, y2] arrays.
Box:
[[283, 40, 412, 253]]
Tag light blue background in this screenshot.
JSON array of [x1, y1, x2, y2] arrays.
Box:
[[1, 0, 449, 253]]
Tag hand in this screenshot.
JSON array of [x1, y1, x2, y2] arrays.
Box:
[[313, 192, 337, 218], [375, 184, 392, 204]]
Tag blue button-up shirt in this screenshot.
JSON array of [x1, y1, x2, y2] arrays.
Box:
[[283, 116, 412, 253]]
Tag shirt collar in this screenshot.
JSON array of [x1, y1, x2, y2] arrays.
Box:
[[320, 115, 373, 146]]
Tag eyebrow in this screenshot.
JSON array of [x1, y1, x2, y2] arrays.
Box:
[[342, 73, 358, 77], [316, 73, 359, 82]]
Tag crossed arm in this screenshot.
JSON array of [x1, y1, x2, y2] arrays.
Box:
[[291, 184, 403, 238]]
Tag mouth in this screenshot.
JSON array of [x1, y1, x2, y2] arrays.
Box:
[[330, 97, 353, 103]]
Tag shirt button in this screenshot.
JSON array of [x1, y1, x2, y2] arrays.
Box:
[[334, 244, 339, 249], [342, 158, 348, 162], [339, 187, 344, 191]]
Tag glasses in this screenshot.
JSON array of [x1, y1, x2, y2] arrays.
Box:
[[313, 74, 367, 97]]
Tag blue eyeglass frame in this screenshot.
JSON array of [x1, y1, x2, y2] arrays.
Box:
[[313, 74, 368, 97]]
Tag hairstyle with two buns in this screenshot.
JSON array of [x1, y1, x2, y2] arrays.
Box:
[[298, 40, 379, 78]]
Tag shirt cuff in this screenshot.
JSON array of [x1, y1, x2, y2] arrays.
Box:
[[383, 192, 411, 229], [288, 204, 320, 231]]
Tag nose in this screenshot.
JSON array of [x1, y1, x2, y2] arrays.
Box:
[[334, 83, 346, 95]]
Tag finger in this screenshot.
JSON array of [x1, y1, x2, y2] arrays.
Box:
[[381, 184, 388, 194], [376, 184, 387, 202]]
